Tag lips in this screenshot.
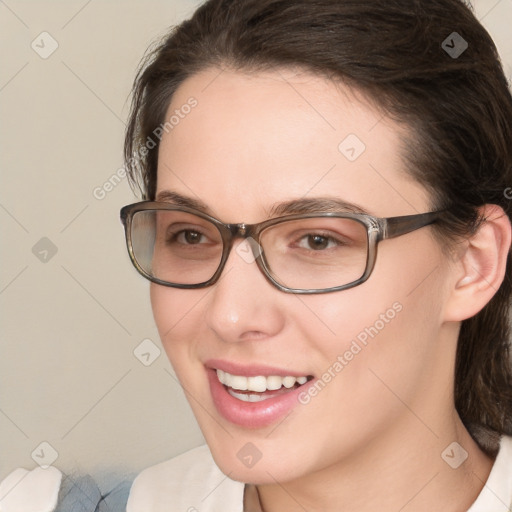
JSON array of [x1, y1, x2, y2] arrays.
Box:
[[205, 359, 315, 428]]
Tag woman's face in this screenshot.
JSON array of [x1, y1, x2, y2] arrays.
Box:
[[151, 67, 457, 484]]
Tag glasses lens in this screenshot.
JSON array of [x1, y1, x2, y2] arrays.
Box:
[[130, 209, 223, 285], [260, 217, 368, 290]]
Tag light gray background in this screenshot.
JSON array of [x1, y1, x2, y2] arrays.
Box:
[[1, 0, 511, 490]]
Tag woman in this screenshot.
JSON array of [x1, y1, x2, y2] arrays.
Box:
[[122, 0, 512, 510]]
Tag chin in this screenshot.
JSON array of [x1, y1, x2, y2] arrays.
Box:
[[201, 428, 310, 484], [211, 448, 306, 485]]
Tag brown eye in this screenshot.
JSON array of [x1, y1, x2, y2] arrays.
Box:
[[307, 235, 329, 250], [181, 230, 203, 244], [296, 234, 341, 251]]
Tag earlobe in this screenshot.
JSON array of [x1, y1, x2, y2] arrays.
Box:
[[445, 204, 511, 322]]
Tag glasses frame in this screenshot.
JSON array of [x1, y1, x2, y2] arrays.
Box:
[[120, 201, 445, 294]]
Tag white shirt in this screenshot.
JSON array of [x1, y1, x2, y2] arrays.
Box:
[[127, 436, 512, 512], [0, 467, 62, 512]]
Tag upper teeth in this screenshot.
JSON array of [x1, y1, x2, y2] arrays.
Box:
[[216, 369, 308, 392]]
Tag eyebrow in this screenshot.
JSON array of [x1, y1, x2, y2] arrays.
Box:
[[155, 190, 370, 218], [268, 197, 370, 217], [155, 190, 214, 214]]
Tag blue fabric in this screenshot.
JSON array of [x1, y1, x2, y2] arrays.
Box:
[[98, 480, 132, 512], [54, 474, 131, 512], [55, 474, 101, 512]]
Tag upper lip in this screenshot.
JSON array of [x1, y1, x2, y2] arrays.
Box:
[[205, 358, 313, 377]]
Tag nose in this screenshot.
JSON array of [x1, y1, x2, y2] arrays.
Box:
[[204, 239, 286, 343]]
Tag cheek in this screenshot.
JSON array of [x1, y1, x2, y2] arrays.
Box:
[[285, 293, 436, 464], [294, 245, 447, 416], [150, 284, 206, 369], [295, 289, 407, 408], [296, 280, 405, 361]]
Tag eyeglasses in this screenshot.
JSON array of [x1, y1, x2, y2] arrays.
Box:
[[120, 202, 445, 294]]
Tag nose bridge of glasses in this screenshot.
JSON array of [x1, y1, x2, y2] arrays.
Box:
[[236, 223, 247, 237], [223, 223, 262, 261], [225, 222, 253, 240]]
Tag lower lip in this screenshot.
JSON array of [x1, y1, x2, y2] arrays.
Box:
[[207, 368, 312, 429]]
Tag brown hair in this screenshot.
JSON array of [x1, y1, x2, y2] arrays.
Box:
[[124, 0, 512, 453]]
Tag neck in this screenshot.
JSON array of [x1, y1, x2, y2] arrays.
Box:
[[255, 408, 493, 512]]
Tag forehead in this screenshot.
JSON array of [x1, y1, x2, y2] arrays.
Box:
[[156, 67, 430, 222]]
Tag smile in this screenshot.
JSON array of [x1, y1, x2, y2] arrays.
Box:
[[216, 369, 310, 402], [206, 362, 316, 428]]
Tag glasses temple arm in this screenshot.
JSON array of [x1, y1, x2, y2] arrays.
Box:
[[381, 211, 444, 240]]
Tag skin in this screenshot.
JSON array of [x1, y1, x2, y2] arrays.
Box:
[[150, 67, 510, 512]]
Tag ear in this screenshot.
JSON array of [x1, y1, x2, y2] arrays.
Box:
[[444, 204, 511, 322]]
